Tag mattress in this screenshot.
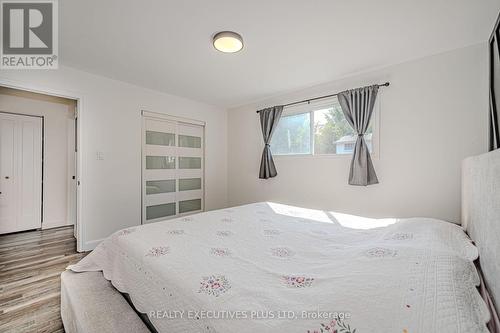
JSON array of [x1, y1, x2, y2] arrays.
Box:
[[69, 202, 490, 332]]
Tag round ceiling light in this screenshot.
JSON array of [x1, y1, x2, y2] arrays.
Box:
[[213, 31, 243, 53]]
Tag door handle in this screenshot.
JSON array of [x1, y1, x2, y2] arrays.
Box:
[[5, 176, 9, 179]]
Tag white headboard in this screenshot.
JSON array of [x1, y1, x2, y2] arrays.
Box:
[[462, 149, 500, 311]]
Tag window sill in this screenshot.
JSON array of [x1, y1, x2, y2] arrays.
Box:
[[273, 153, 379, 160]]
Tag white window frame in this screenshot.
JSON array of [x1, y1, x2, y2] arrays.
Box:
[[272, 96, 380, 159]]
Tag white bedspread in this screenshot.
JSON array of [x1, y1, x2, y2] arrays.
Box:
[[69, 202, 490, 333]]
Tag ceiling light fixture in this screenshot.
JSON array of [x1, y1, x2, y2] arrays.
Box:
[[213, 31, 243, 53]]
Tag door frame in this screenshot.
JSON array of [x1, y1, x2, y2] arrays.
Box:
[[0, 78, 85, 252]]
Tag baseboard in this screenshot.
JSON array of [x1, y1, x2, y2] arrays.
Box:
[[82, 238, 104, 252], [42, 220, 74, 230]]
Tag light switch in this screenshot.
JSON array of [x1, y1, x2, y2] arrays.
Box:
[[96, 151, 104, 160]]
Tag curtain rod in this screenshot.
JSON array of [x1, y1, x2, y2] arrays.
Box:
[[256, 82, 390, 112]]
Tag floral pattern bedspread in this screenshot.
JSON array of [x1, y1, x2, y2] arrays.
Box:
[[69, 202, 490, 333]]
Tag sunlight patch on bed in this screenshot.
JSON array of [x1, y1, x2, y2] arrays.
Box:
[[267, 202, 400, 229], [267, 202, 334, 223], [328, 212, 399, 230]]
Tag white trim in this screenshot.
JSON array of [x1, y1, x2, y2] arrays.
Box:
[[83, 237, 104, 251], [310, 108, 315, 155], [141, 110, 206, 126], [0, 77, 86, 252], [41, 219, 72, 229]]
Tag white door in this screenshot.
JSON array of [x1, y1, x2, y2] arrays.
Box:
[[142, 114, 204, 224], [0, 113, 42, 234]]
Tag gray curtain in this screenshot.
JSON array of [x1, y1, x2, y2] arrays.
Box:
[[258, 106, 283, 179], [337, 85, 379, 186]]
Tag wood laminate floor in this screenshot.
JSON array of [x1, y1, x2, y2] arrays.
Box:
[[0, 226, 87, 333]]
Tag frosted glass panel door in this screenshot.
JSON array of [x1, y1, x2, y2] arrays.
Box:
[[176, 122, 204, 215], [142, 114, 204, 224]]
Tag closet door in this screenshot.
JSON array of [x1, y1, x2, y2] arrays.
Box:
[[176, 122, 204, 215], [142, 114, 204, 224], [0, 113, 42, 234]]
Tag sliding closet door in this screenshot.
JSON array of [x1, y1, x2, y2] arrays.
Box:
[[176, 123, 204, 215], [142, 114, 204, 224]]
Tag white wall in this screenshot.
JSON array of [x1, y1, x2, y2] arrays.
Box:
[[0, 43, 487, 249], [0, 66, 228, 251], [0, 91, 75, 229], [228, 44, 488, 224]]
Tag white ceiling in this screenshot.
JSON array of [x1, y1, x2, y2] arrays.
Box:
[[60, 0, 500, 107]]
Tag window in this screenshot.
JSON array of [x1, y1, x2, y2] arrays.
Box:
[[272, 112, 311, 155], [272, 97, 376, 156]]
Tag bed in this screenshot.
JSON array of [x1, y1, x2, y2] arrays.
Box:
[[63, 150, 500, 333]]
